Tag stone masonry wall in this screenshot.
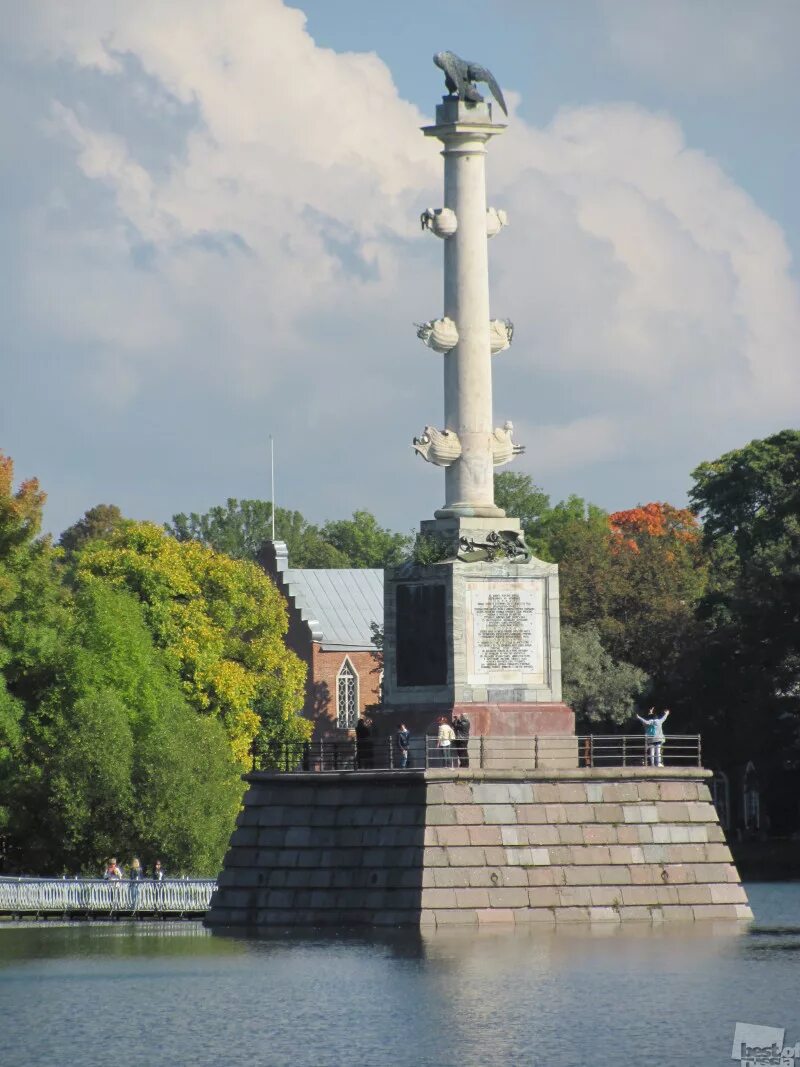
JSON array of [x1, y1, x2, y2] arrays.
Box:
[[419, 770, 750, 926], [206, 768, 751, 929], [207, 775, 427, 928]]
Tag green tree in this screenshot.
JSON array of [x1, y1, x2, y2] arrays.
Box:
[[0, 455, 244, 874], [321, 510, 411, 568], [59, 504, 125, 555], [13, 584, 242, 874], [167, 498, 349, 567], [561, 624, 649, 726], [685, 431, 800, 786], [494, 472, 550, 531], [77, 521, 310, 765]]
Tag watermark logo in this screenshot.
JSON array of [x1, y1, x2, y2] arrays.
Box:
[[732, 1023, 800, 1066]]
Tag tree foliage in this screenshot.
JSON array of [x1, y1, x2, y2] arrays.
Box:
[[320, 510, 411, 568], [562, 624, 649, 725], [683, 431, 800, 776], [59, 504, 125, 555], [77, 521, 310, 765], [167, 498, 405, 568], [0, 455, 289, 873], [10, 583, 242, 874]]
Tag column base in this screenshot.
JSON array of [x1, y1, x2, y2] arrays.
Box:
[[434, 505, 507, 519]]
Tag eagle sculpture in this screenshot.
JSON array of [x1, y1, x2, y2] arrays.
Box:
[[433, 51, 508, 116]]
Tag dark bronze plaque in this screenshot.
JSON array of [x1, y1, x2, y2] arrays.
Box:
[[395, 582, 447, 687]]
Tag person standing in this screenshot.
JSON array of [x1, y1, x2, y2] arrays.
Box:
[[355, 716, 373, 769], [452, 711, 471, 768], [103, 858, 124, 881], [636, 707, 670, 767], [152, 860, 165, 882], [395, 723, 410, 769], [129, 857, 143, 881], [437, 716, 455, 768]]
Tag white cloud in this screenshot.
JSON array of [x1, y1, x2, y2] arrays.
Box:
[[6, 0, 800, 530]]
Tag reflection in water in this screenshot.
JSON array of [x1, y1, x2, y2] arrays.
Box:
[[0, 884, 797, 1067]]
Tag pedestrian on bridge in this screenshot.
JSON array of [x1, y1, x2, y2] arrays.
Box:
[[103, 858, 124, 881]]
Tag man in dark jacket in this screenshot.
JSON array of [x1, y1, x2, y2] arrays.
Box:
[[395, 723, 410, 769], [452, 712, 471, 768]]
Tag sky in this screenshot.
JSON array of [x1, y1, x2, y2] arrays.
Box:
[[2, 0, 799, 539]]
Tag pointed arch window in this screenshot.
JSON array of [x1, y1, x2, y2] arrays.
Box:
[[336, 658, 359, 729]]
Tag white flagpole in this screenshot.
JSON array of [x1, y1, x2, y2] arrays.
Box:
[[270, 435, 276, 541]]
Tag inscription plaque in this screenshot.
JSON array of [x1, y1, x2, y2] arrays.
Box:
[[465, 579, 546, 685]]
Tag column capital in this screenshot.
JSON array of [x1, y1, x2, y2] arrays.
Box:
[[422, 98, 506, 145]]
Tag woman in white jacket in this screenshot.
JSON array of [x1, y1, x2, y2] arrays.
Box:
[[437, 716, 456, 768]]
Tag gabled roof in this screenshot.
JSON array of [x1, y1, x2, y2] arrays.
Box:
[[265, 542, 383, 651]]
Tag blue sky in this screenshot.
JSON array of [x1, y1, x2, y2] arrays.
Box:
[[2, 0, 799, 540]]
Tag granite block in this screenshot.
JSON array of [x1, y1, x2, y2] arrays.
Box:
[[562, 867, 598, 886], [447, 847, 487, 867], [476, 908, 516, 923], [427, 805, 458, 826], [589, 906, 621, 923], [488, 887, 529, 908], [432, 909, 479, 925], [528, 887, 560, 908], [483, 804, 518, 824], [454, 805, 484, 825], [565, 804, 595, 823], [436, 826, 471, 846], [583, 824, 616, 845], [592, 804, 624, 824], [709, 883, 748, 905], [514, 804, 549, 824], [455, 888, 492, 908], [512, 908, 557, 924]]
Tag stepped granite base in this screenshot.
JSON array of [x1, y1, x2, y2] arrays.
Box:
[[205, 767, 751, 929]]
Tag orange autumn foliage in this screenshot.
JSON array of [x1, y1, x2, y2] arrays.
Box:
[[0, 452, 47, 553], [609, 502, 700, 554]]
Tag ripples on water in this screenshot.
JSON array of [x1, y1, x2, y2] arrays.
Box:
[[1, 883, 799, 1067]]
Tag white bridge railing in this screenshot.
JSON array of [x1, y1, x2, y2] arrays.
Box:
[[0, 877, 216, 915]]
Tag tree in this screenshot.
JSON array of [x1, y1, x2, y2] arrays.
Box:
[[77, 521, 310, 765], [0, 454, 245, 873], [605, 502, 707, 688], [562, 624, 649, 726], [59, 504, 125, 554], [0, 452, 46, 555], [686, 431, 800, 784], [167, 498, 350, 567], [320, 511, 411, 568], [494, 472, 550, 531], [11, 583, 242, 874]]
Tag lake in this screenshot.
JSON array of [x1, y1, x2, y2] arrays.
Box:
[[1, 883, 799, 1066]]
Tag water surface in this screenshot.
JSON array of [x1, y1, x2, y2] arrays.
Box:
[[2, 883, 799, 1066]]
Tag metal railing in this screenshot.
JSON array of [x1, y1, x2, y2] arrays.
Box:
[[0, 877, 216, 916], [256, 734, 701, 773]]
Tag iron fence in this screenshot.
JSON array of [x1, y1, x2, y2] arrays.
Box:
[[256, 734, 701, 773], [0, 877, 216, 916]]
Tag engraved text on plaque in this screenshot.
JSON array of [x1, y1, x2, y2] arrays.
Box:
[[465, 579, 546, 685]]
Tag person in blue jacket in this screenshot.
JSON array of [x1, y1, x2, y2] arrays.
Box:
[[636, 707, 670, 767]]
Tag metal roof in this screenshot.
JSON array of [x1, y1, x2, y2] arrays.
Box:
[[282, 567, 384, 651]]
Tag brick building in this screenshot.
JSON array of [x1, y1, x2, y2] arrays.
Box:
[[261, 541, 383, 738]]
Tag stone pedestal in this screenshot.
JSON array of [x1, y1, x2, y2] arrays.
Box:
[[381, 519, 574, 744], [205, 767, 752, 929]]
